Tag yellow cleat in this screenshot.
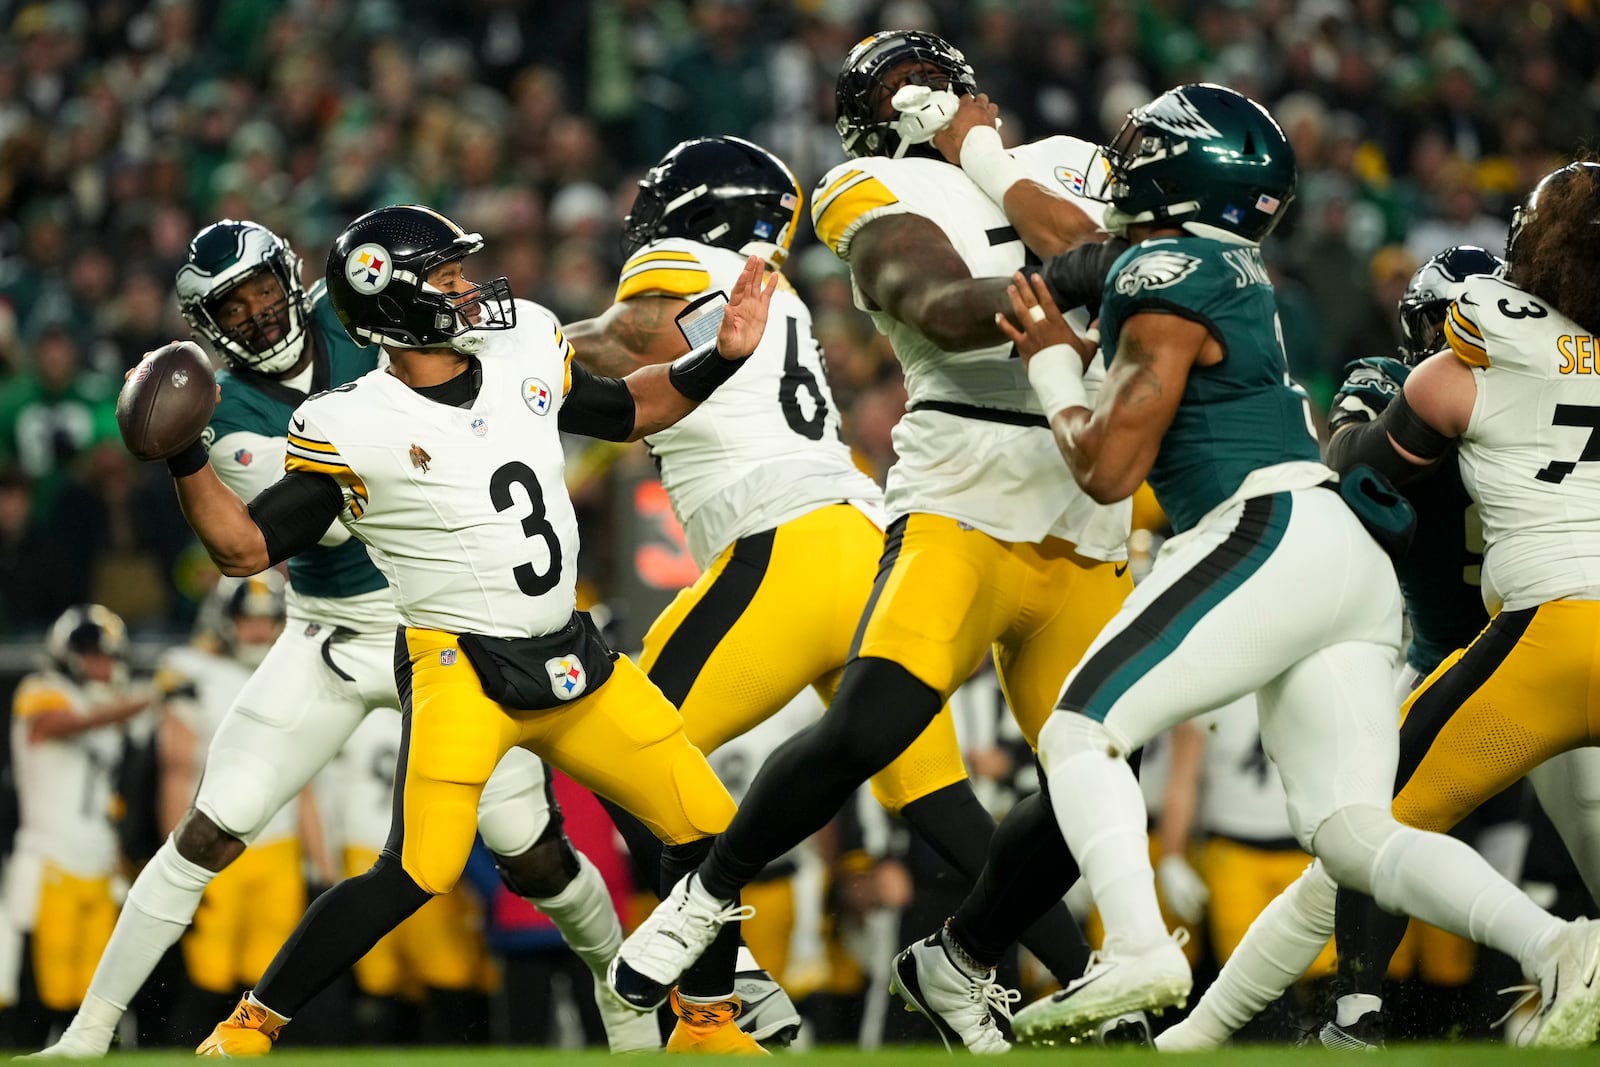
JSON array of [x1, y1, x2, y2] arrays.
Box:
[[196, 994, 288, 1057], [666, 988, 769, 1055]]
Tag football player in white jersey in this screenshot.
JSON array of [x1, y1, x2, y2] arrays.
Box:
[[610, 31, 1134, 1053], [1158, 159, 1600, 1051], [139, 203, 777, 1056], [3, 607, 150, 1045], [38, 221, 657, 1058], [567, 134, 1103, 1043]]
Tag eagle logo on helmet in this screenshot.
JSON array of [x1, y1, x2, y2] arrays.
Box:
[[1114, 251, 1202, 296], [1137, 91, 1224, 140]]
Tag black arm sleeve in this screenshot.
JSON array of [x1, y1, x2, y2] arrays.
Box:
[[247, 471, 347, 566], [1039, 236, 1130, 313], [558, 362, 637, 441], [1326, 393, 1454, 487]]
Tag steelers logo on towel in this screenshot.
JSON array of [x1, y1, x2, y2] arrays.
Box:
[[346, 243, 393, 295], [546, 655, 586, 700]]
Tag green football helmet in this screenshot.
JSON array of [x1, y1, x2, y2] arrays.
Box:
[[1096, 83, 1296, 243]]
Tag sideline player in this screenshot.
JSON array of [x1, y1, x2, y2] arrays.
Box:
[[36, 221, 655, 1057], [3, 607, 148, 1047], [565, 133, 1100, 1040], [610, 31, 1134, 1053], [983, 89, 1600, 1049], [153, 204, 777, 1055]]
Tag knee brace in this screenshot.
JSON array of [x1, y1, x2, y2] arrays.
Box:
[[477, 785, 554, 859], [193, 750, 283, 842], [494, 835, 581, 899], [1310, 804, 1401, 897], [1036, 710, 1134, 774]]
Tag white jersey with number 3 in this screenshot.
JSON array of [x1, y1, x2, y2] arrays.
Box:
[[615, 239, 885, 568], [285, 301, 581, 638], [811, 138, 1130, 557], [1443, 275, 1600, 611]]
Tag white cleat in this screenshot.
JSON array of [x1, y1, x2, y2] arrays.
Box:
[[889, 930, 1017, 1054], [18, 1029, 112, 1059], [1012, 931, 1191, 1045], [1530, 917, 1600, 1049], [734, 965, 802, 1047], [594, 982, 663, 1054], [607, 873, 754, 1012]]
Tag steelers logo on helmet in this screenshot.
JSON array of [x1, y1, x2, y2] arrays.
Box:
[[346, 243, 393, 295]]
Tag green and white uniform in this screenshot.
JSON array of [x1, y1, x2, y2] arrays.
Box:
[[1049, 234, 1405, 849]]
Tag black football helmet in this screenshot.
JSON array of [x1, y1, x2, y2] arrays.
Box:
[[1397, 245, 1505, 364], [622, 136, 803, 266], [835, 30, 978, 160], [325, 205, 515, 350]]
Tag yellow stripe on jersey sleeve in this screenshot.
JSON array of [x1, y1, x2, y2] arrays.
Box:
[[557, 324, 576, 396], [614, 265, 710, 302], [13, 679, 71, 719], [812, 171, 899, 255], [284, 438, 368, 503], [1444, 304, 1489, 368]]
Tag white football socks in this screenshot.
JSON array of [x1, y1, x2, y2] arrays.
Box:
[[528, 853, 622, 984], [56, 838, 215, 1054], [1156, 861, 1338, 1050], [1046, 744, 1168, 955], [1369, 823, 1563, 970]]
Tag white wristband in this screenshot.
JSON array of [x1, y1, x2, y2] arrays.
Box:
[[1027, 343, 1088, 416], [959, 125, 1029, 206]]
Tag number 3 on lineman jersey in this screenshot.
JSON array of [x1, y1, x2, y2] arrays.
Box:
[[490, 461, 563, 595]]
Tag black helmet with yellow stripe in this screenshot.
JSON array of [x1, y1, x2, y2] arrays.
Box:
[[622, 136, 803, 268]]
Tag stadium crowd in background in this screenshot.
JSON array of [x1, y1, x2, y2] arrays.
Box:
[[0, 0, 1597, 1052]]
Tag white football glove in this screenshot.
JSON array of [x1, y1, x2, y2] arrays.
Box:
[[890, 84, 961, 156], [1156, 854, 1209, 925]]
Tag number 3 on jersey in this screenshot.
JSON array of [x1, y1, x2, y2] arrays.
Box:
[[490, 461, 563, 596]]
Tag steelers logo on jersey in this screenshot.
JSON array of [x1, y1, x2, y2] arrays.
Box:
[[346, 243, 393, 295], [522, 377, 553, 416]]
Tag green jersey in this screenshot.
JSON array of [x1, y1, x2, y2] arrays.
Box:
[[1099, 236, 1321, 532], [1396, 455, 1486, 675], [204, 283, 386, 600]]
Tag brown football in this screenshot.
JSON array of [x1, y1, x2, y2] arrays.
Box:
[[116, 341, 218, 461]]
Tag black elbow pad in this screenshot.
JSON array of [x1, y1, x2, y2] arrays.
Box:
[[1040, 236, 1130, 313]]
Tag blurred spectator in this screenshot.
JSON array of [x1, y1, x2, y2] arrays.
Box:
[[0, 325, 117, 514], [1404, 160, 1507, 263], [0, 465, 74, 630], [636, 0, 772, 163], [1347, 244, 1419, 360]]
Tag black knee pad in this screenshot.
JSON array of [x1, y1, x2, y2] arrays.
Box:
[[494, 834, 581, 899]]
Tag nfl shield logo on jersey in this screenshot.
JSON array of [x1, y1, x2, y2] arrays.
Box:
[[440, 648, 457, 666], [523, 378, 553, 416], [545, 655, 586, 700]]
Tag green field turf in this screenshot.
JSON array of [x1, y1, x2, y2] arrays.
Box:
[[85, 1045, 1599, 1066]]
